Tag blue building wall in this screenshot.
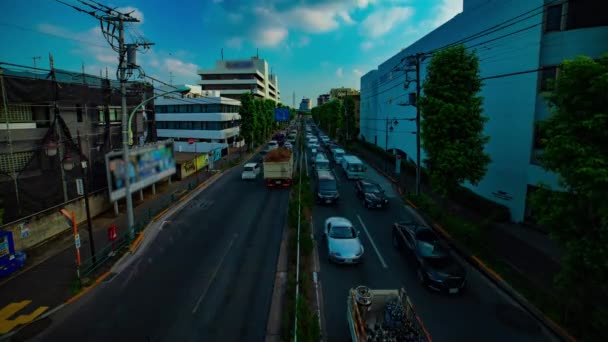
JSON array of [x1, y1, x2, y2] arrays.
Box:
[[360, 0, 606, 222]]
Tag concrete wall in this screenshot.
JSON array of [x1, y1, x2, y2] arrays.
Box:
[[1, 189, 111, 252]]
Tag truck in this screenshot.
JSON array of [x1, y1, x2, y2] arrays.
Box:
[[263, 147, 294, 187], [347, 285, 431, 342]]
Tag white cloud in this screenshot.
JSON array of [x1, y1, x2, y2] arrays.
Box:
[[338, 11, 355, 25], [255, 27, 288, 47], [226, 37, 243, 49], [336, 67, 343, 77], [360, 41, 374, 50], [117, 7, 144, 24], [361, 6, 415, 38], [353, 69, 364, 77], [284, 6, 340, 33], [164, 58, 198, 78], [424, 0, 463, 29]]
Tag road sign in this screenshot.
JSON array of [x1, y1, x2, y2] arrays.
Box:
[[76, 178, 84, 195], [74, 234, 81, 249], [274, 108, 290, 122], [188, 138, 195, 145]]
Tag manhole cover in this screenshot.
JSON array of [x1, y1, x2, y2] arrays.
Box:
[[495, 303, 541, 334]]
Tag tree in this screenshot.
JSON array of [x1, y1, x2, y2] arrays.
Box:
[[238, 93, 255, 150], [419, 44, 490, 199], [343, 96, 356, 141], [530, 54, 608, 339]]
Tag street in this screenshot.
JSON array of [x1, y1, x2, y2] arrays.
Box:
[[307, 150, 556, 342], [31, 153, 290, 342]]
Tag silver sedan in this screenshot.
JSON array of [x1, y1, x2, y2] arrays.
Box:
[[323, 217, 364, 264]]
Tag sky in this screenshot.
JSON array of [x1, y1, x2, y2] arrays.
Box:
[[0, 0, 462, 107]]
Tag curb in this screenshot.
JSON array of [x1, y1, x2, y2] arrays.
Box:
[[129, 232, 145, 252], [64, 270, 112, 305]]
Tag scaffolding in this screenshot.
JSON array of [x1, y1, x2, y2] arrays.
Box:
[[0, 62, 155, 224]]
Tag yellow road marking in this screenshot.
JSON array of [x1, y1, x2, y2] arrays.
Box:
[[0, 301, 48, 334]]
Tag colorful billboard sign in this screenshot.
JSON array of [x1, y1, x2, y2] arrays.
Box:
[[105, 141, 176, 202], [274, 108, 290, 122]]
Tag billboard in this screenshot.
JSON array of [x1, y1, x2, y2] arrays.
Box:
[[225, 60, 254, 69], [105, 141, 176, 202], [274, 108, 290, 122]]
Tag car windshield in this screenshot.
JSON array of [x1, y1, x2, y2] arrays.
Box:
[[330, 226, 356, 239], [319, 179, 336, 191], [416, 229, 440, 243], [364, 183, 382, 193], [424, 256, 452, 269], [244, 166, 253, 171], [335, 152, 344, 158], [349, 163, 365, 172]]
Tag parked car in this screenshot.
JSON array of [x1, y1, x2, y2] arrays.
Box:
[[392, 221, 467, 293], [355, 179, 389, 208], [324, 217, 364, 264], [241, 162, 261, 180]]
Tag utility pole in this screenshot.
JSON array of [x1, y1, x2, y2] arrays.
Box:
[[57, 0, 153, 240], [31, 56, 41, 69], [77, 132, 96, 263]]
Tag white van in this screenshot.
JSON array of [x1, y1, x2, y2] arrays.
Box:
[[341, 155, 366, 180], [241, 163, 261, 180], [314, 153, 330, 171], [332, 148, 345, 164]]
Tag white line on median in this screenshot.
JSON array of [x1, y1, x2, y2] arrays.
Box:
[[192, 233, 238, 314], [356, 214, 388, 269]]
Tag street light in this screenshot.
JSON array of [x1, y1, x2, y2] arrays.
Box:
[[122, 85, 191, 240]]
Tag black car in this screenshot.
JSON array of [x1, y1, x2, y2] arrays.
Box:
[[392, 221, 467, 294], [355, 180, 389, 209]]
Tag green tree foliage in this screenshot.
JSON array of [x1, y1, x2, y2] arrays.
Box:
[[531, 55, 608, 339], [312, 99, 343, 140], [239, 93, 284, 147], [419, 44, 490, 198], [238, 93, 256, 150], [343, 95, 356, 141]]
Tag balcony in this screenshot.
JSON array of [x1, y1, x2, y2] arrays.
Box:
[[157, 127, 240, 140], [200, 78, 265, 88]]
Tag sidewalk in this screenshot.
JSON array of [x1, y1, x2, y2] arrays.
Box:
[[0, 151, 245, 335], [346, 141, 562, 290]]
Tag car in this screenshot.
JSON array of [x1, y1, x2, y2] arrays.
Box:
[[355, 180, 389, 208], [324, 217, 364, 264], [284, 142, 293, 149], [268, 140, 279, 150], [315, 170, 339, 204], [392, 221, 467, 293], [241, 163, 261, 180]]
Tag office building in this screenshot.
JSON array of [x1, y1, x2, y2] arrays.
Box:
[[359, 0, 607, 222], [299, 97, 312, 111], [0, 63, 154, 222], [317, 94, 330, 106], [154, 85, 241, 154], [198, 56, 280, 103]]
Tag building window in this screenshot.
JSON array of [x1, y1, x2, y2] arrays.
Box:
[[76, 104, 83, 122], [566, 0, 608, 29], [545, 4, 563, 32], [539, 66, 558, 92]]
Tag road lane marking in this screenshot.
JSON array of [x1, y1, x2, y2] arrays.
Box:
[[159, 220, 171, 231], [191, 233, 238, 314], [356, 215, 388, 269], [0, 301, 48, 334]]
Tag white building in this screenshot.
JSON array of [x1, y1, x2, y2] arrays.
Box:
[[359, 0, 608, 223], [154, 84, 241, 153], [198, 56, 281, 103]]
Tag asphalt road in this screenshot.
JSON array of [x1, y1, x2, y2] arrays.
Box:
[[29, 152, 290, 342], [306, 147, 556, 342]]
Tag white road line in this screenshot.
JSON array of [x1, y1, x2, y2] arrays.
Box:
[[159, 220, 171, 230], [192, 233, 238, 314], [356, 215, 388, 269]]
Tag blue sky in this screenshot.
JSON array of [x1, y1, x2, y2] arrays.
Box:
[[0, 0, 462, 107]]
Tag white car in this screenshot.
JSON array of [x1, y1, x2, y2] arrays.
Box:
[[241, 163, 261, 180], [268, 140, 279, 150], [284, 142, 293, 149], [324, 217, 364, 264]]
